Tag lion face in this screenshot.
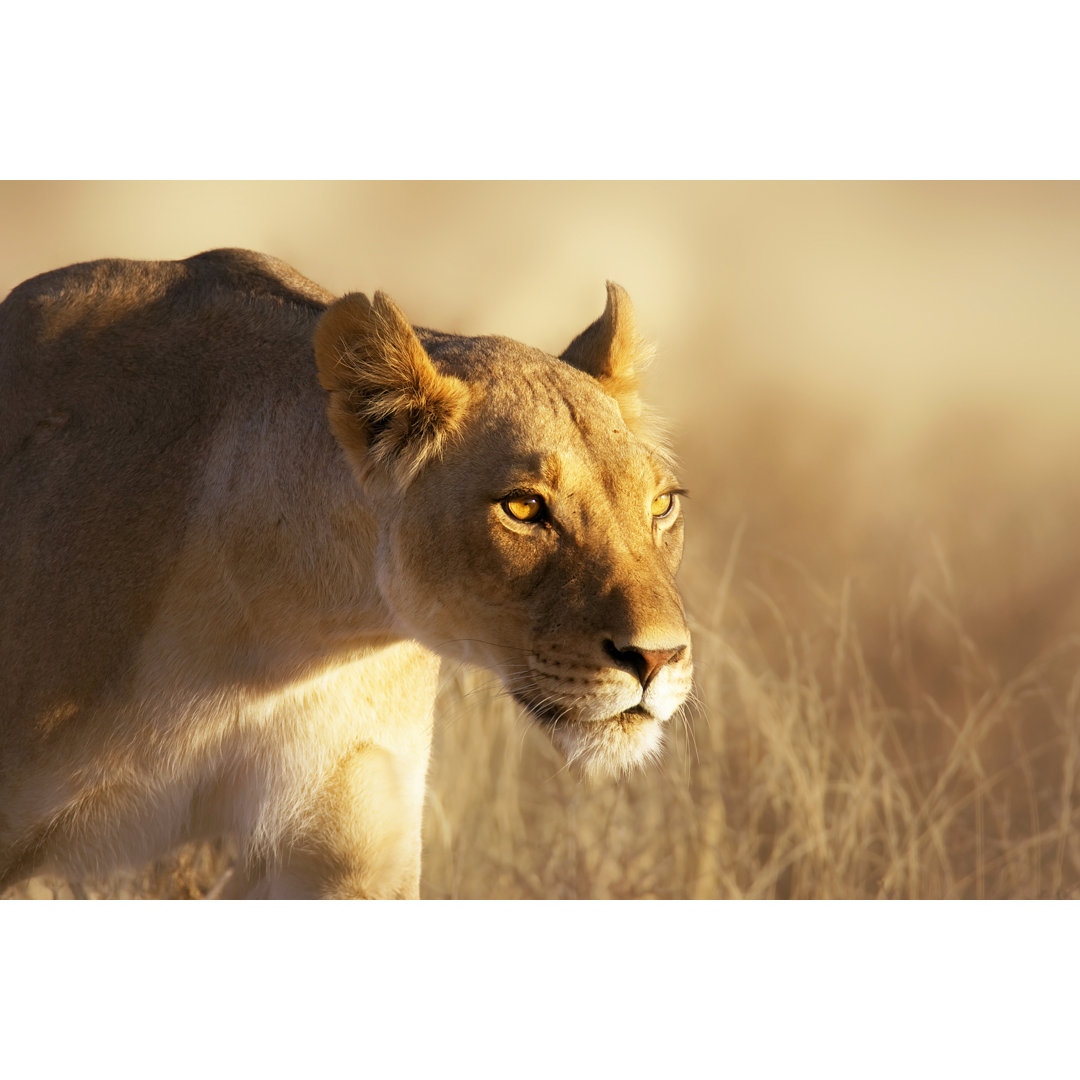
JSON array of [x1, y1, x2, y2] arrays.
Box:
[[314, 287, 692, 780]]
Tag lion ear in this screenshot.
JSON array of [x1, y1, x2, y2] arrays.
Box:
[[313, 291, 469, 487], [559, 282, 654, 429]]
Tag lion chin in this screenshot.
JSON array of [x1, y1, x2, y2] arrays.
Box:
[[523, 701, 666, 782]]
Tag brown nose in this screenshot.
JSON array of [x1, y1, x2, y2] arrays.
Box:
[[603, 641, 686, 689]]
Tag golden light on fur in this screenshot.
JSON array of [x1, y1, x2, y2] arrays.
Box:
[[3, 182, 1077, 906], [0, 249, 691, 899]]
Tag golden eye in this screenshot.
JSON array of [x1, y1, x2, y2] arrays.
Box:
[[651, 492, 674, 518], [502, 495, 545, 523]]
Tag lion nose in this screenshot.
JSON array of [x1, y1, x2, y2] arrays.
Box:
[[603, 640, 686, 689]]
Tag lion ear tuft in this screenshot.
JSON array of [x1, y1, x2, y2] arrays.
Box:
[[559, 282, 654, 431], [313, 291, 469, 487]]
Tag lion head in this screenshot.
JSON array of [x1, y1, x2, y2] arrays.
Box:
[[313, 283, 693, 781]]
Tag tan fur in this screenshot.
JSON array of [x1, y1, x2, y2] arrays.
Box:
[[0, 249, 692, 899]]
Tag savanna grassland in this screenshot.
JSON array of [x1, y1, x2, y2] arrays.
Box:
[[424, 392, 1080, 899], [2, 181, 1078, 899]]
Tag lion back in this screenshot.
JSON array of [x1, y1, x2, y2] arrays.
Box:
[[0, 249, 332, 777]]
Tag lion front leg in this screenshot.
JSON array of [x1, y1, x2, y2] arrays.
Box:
[[311, 741, 429, 899], [223, 740, 431, 900]]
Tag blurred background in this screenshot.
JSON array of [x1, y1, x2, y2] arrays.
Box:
[[2, 181, 1078, 898]]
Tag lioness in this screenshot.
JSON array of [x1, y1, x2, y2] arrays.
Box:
[[0, 249, 691, 899]]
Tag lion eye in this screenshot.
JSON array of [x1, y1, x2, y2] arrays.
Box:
[[502, 495, 546, 523], [651, 492, 674, 518]]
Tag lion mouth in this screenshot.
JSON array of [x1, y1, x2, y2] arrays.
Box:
[[512, 692, 652, 728]]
